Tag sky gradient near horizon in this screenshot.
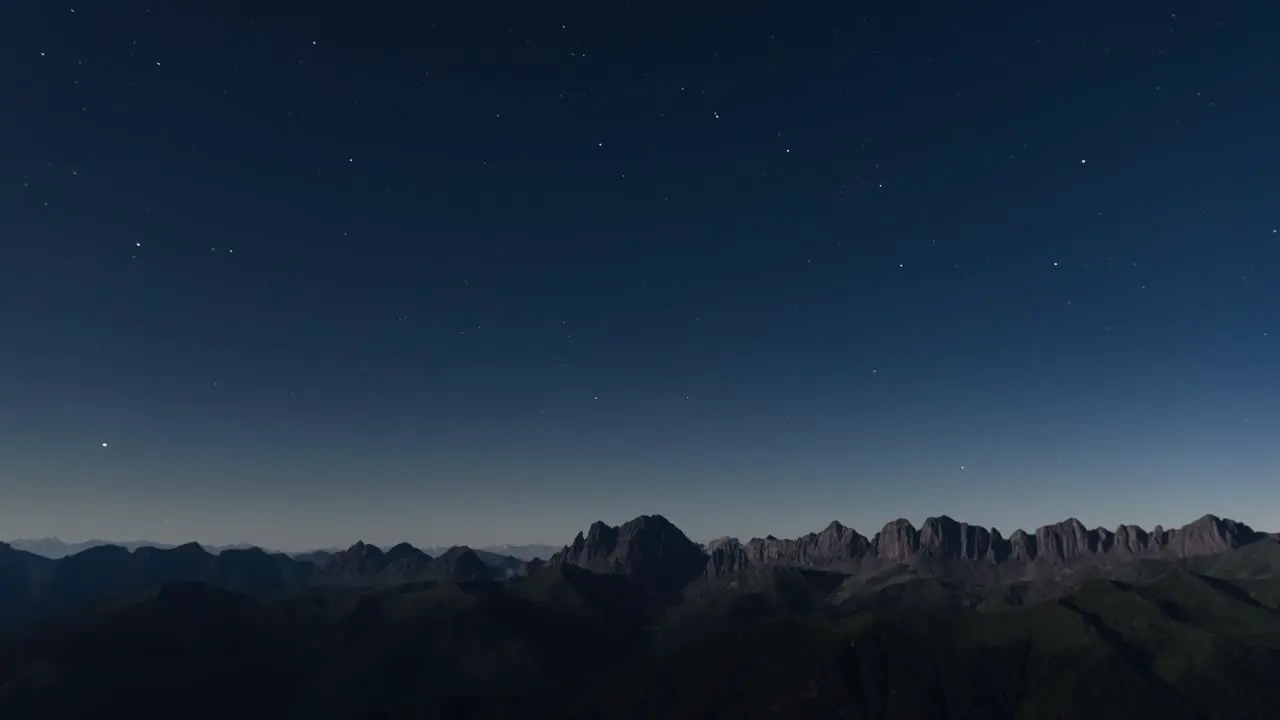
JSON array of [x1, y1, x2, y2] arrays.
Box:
[[3, 1, 1278, 550]]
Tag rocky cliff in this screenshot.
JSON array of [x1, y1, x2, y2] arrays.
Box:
[[679, 513, 1265, 580]]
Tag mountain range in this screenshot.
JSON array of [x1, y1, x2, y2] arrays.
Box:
[[0, 538, 538, 632], [2, 512, 1280, 719], [4, 537, 560, 562]]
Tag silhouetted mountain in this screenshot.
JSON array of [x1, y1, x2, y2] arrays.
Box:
[[7, 536, 554, 569], [307, 542, 512, 587], [428, 546, 494, 581], [372, 542, 433, 583], [424, 543, 560, 563], [0, 540, 317, 631], [550, 514, 708, 593], [295, 543, 528, 577], [312, 540, 389, 584], [4, 537, 268, 559]]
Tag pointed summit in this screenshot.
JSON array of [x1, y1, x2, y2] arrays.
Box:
[[429, 546, 493, 582], [1168, 515, 1260, 556], [375, 542, 434, 583], [384, 542, 430, 564], [551, 514, 707, 591], [313, 541, 389, 583]]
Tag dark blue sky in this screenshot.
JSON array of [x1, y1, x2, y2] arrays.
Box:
[[2, 1, 1277, 550]]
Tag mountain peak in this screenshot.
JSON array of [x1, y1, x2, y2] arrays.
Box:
[[620, 514, 678, 531], [1167, 514, 1259, 556], [384, 542, 429, 563], [551, 515, 706, 591], [429, 546, 491, 581], [314, 541, 389, 583]]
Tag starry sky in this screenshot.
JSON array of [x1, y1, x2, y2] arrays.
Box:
[[2, 1, 1278, 551]]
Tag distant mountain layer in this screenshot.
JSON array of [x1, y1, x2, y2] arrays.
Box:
[[5, 537, 269, 558], [425, 543, 559, 562], [1, 511, 1279, 719], [6, 537, 559, 562], [0, 539, 529, 631]]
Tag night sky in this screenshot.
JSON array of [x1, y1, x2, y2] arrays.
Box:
[[3, 1, 1278, 551]]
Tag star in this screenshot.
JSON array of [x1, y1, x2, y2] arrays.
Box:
[[101, 442, 108, 448]]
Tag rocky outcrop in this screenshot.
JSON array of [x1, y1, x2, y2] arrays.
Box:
[[1033, 518, 1100, 565], [742, 521, 872, 568], [873, 519, 919, 563], [1111, 524, 1150, 555], [702, 513, 1265, 579], [916, 516, 998, 561], [706, 537, 751, 577], [1167, 515, 1260, 556], [1007, 529, 1037, 562]]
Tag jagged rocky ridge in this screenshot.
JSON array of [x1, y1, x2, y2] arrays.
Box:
[[1, 512, 1271, 634], [552, 513, 1270, 581]]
